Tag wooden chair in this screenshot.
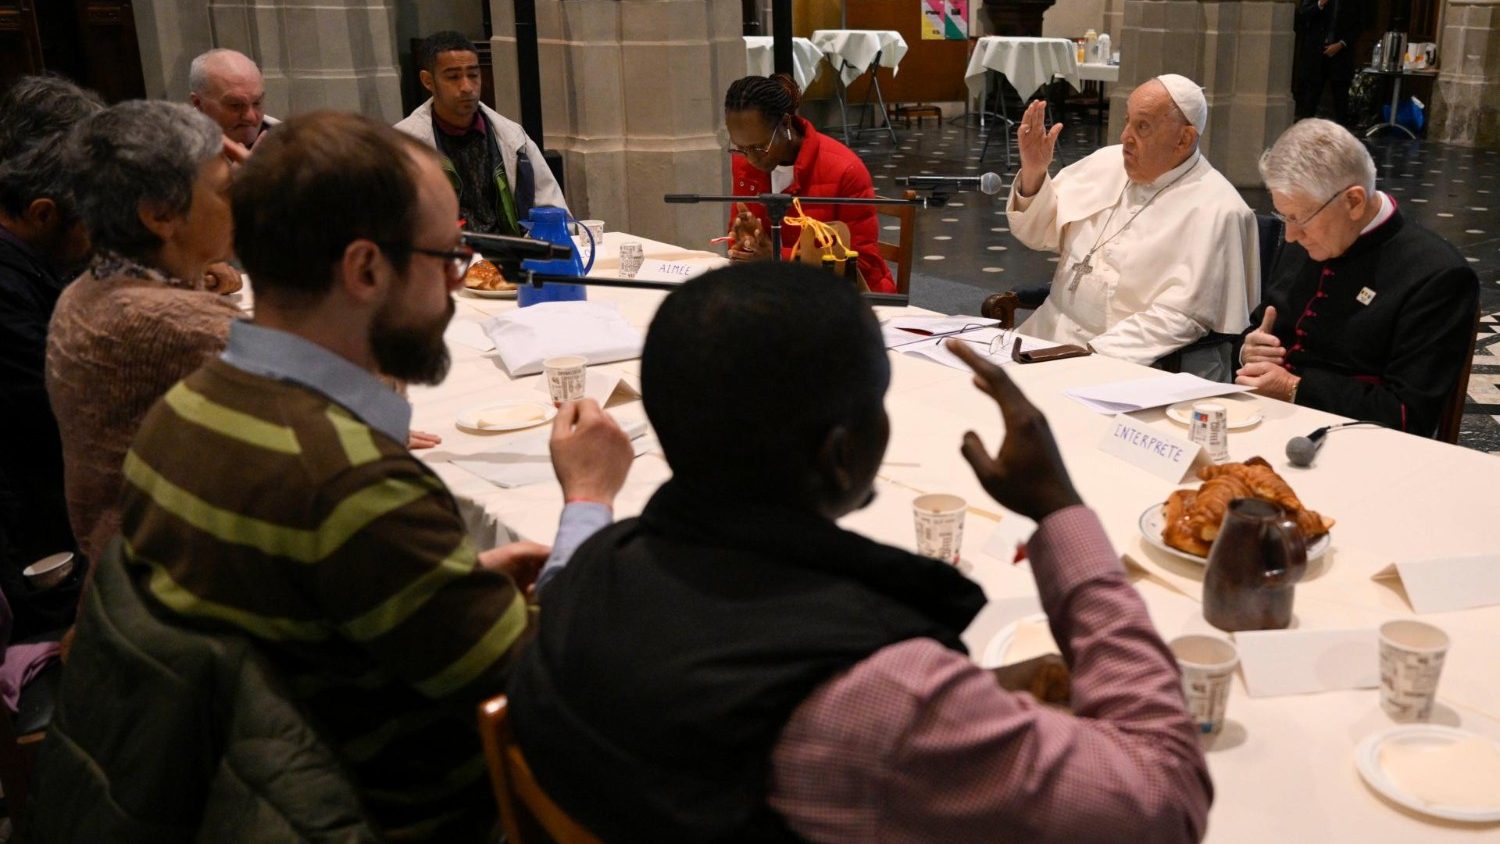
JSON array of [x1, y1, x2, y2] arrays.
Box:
[[1435, 305, 1480, 444], [478, 695, 600, 844], [875, 189, 918, 295]]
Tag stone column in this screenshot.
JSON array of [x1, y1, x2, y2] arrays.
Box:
[[1109, 0, 1295, 187], [1431, 0, 1500, 146], [207, 0, 405, 123], [131, 0, 404, 123], [1106, 0, 1127, 38], [130, 0, 214, 100], [490, 0, 743, 248]]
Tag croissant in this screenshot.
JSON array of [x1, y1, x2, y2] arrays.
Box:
[[1162, 489, 1210, 556], [1198, 457, 1303, 513], [1161, 457, 1333, 557]]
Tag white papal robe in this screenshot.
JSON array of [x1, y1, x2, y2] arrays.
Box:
[[1006, 146, 1258, 368]]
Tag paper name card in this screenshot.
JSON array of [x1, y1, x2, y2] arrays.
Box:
[[1098, 415, 1201, 482], [1065, 372, 1251, 415], [1373, 555, 1500, 614], [638, 259, 705, 282], [1235, 628, 1379, 698]]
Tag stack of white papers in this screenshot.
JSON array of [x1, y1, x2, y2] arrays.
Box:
[[1064, 373, 1250, 414], [483, 302, 644, 376]]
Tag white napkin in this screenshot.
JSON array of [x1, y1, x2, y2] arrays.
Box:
[[483, 302, 644, 377], [450, 420, 653, 489], [1235, 627, 1379, 698]]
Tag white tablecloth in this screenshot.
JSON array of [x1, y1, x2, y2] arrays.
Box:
[[1077, 61, 1120, 83], [743, 36, 826, 93], [810, 29, 909, 87], [409, 232, 1500, 843], [965, 35, 1081, 100]]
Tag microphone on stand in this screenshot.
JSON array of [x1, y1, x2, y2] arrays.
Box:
[[1285, 421, 1383, 467], [898, 172, 1004, 196]]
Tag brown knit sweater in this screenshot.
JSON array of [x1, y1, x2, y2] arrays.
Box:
[[45, 253, 240, 563]]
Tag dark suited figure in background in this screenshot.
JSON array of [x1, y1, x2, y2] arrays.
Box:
[[1294, 0, 1361, 123]]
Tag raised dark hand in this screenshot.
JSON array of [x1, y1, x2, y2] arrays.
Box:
[[947, 339, 1083, 522]]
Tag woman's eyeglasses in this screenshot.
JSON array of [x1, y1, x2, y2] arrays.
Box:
[[725, 123, 789, 157]]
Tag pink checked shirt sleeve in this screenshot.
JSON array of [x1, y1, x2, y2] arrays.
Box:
[[767, 506, 1212, 843]]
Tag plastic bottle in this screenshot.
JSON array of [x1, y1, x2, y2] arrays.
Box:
[[1084, 29, 1098, 64], [517, 206, 591, 307], [1097, 33, 1111, 65]]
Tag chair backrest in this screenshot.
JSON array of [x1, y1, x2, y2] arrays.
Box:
[[1255, 213, 1284, 292], [1435, 304, 1480, 444], [478, 695, 601, 844], [876, 189, 917, 295]]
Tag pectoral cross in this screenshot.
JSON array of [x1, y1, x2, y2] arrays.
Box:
[[1067, 255, 1093, 292]]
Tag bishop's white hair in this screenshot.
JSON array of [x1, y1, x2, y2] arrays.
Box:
[[1258, 118, 1376, 201]]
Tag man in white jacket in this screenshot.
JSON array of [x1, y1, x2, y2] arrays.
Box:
[[1006, 75, 1257, 380], [395, 31, 567, 236]]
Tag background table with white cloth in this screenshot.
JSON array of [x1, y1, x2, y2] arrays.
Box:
[[809, 29, 909, 87], [743, 35, 825, 93], [409, 231, 1500, 842], [964, 35, 1081, 103]]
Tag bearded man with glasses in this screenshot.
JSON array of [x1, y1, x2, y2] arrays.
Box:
[[1236, 119, 1479, 436]]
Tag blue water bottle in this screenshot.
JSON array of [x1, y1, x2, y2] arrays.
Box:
[[517, 206, 593, 307]]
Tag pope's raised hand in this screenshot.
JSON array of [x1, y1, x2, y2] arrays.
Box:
[[1016, 101, 1063, 197], [947, 339, 1082, 523]]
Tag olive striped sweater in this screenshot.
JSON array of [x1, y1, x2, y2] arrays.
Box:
[[118, 357, 529, 841]]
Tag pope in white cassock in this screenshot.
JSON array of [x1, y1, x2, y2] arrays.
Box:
[[1006, 74, 1258, 378]]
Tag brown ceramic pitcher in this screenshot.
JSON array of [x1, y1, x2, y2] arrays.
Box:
[[1203, 498, 1308, 632]]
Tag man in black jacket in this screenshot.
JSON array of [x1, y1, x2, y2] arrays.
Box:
[[508, 262, 1211, 842], [1237, 119, 1478, 436], [1294, 0, 1362, 123], [0, 76, 102, 636]]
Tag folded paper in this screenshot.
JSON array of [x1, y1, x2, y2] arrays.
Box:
[[483, 301, 644, 377]]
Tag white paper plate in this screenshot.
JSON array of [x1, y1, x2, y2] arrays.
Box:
[[462, 286, 517, 300], [1356, 725, 1500, 823], [1165, 397, 1264, 429], [980, 613, 1055, 669], [455, 400, 556, 432], [1139, 503, 1329, 566]]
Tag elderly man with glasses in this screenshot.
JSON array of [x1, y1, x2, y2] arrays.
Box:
[[1236, 119, 1479, 436]]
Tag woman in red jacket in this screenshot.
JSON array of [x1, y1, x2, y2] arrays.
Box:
[[724, 74, 895, 294]]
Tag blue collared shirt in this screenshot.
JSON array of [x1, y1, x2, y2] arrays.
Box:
[[221, 320, 412, 444], [221, 319, 611, 592]]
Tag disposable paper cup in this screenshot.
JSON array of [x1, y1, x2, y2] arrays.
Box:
[[543, 355, 588, 404], [578, 219, 605, 244], [618, 242, 645, 278], [24, 551, 76, 591], [1379, 620, 1449, 722], [913, 494, 966, 565], [1170, 635, 1238, 736]]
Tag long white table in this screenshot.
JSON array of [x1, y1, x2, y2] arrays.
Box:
[[411, 233, 1500, 842]]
